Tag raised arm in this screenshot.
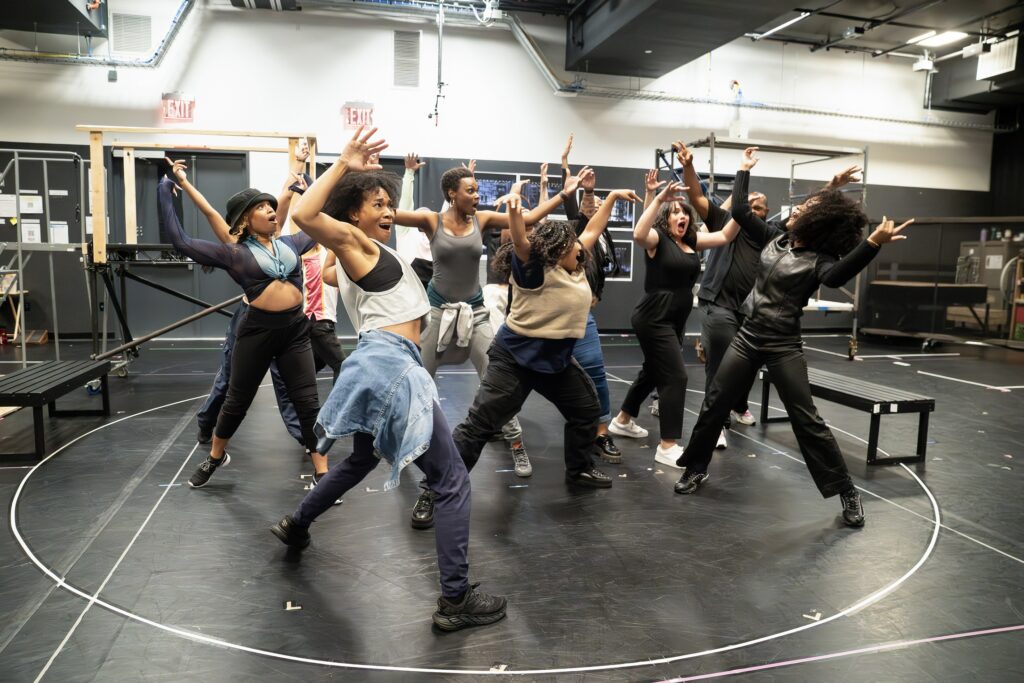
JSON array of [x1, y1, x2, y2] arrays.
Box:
[[824, 164, 862, 191], [156, 176, 234, 267], [483, 167, 592, 229], [558, 162, 581, 219], [581, 189, 640, 252], [731, 147, 783, 247], [818, 216, 912, 287], [502, 193, 531, 264], [291, 127, 388, 260], [634, 181, 688, 251], [694, 219, 741, 250], [322, 249, 339, 287], [276, 140, 310, 233], [164, 158, 233, 243], [672, 141, 712, 220], [643, 169, 661, 211], [395, 152, 426, 238]]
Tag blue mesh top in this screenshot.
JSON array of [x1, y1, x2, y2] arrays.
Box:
[[157, 177, 315, 301]]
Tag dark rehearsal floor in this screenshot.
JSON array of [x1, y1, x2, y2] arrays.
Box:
[[1, 334, 1022, 682]]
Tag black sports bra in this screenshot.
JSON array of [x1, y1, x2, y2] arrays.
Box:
[[354, 245, 404, 292]]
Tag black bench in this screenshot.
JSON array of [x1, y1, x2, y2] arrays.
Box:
[[758, 366, 934, 466], [0, 360, 111, 460]]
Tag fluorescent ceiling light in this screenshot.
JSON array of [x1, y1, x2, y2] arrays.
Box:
[[753, 11, 811, 40], [908, 30, 969, 47]]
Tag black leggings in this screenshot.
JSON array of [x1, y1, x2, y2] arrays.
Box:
[[680, 328, 853, 498], [309, 318, 345, 383], [621, 321, 687, 440], [215, 305, 320, 453]]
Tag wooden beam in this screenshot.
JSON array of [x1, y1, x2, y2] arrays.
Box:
[[76, 125, 316, 139], [287, 137, 298, 173], [308, 137, 318, 179], [122, 148, 137, 245], [88, 131, 107, 264], [110, 142, 292, 154]]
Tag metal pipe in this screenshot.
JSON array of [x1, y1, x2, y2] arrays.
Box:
[[13, 151, 27, 368], [94, 294, 243, 360], [42, 160, 61, 361], [0, 0, 195, 67], [120, 268, 235, 317]]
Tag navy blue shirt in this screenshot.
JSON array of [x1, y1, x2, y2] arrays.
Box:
[[495, 252, 578, 374]]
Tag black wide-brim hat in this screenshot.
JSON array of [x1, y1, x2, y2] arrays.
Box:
[[225, 188, 278, 230]]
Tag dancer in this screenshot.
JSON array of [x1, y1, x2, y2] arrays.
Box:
[[675, 141, 861, 449], [270, 126, 506, 632], [450, 187, 640, 489], [173, 153, 308, 449], [397, 164, 586, 528], [158, 161, 328, 488], [395, 152, 434, 288], [674, 147, 912, 528], [609, 181, 739, 468]]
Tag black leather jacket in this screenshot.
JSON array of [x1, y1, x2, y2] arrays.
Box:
[[731, 170, 879, 338]]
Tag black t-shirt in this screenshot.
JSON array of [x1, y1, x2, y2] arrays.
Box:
[[714, 231, 761, 311], [482, 224, 505, 285]]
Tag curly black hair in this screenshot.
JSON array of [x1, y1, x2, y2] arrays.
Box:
[[441, 167, 474, 203], [492, 220, 587, 279], [789, 188, 867, 257], [322, 171, 401, 224], [653, 200, 698, 250]]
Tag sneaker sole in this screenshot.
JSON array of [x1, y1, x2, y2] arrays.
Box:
[[514, 468, 533, 478], [188, 453, 230, 488], [410, 516, 435, 530], [654, 453, 683, 469], [432, 608, 507, 632], [607, 424, 648, 439], [269, 523, 310, 549], [675, 474, 710, 495], [596, 451, 622, 464]]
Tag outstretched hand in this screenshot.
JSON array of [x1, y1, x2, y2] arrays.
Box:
[[289, 172, 308, 193], [561, 133, 574, 165], [462, 159, 477, 173], [494, 193, 523, 214], [831, 165, 862, 187], [869, 216, 913, 246], [404, 152, 426, 171], [340, 126, 388, 171], [295, 138, 310, 163], [645, 168, 661, 194], [540, 162, 549, 185], [740, 146, 759, 171], [656, 180, 689, 204], [563, 166, 594, 195], [511, 179, 530, 196], [674, 140, 693, 167], [609, 189, 642, 204]]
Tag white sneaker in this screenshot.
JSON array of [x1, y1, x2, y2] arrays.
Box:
[[654, 444, 684, 469], [716, 430, 728, 450], [731, 409, 756, 426], [649, 399, 660, 417], [609, 418, 649, 439]]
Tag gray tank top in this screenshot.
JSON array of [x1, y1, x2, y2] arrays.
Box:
[[429, 212, 484, 303]]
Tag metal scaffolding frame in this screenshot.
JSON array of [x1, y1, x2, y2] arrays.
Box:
[[657, 132, 869, 359]]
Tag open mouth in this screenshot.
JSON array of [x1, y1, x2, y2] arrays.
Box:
[[379, 222, 393, 231]]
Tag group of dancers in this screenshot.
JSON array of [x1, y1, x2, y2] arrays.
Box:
[[158, 126, 911, 631]]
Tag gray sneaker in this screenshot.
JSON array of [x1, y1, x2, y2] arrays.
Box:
[[511, 444, 532, 477]]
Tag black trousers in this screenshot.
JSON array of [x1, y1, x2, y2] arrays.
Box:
[[679, 328, 853, 498], [452, 343, 599, 476], [700, 302, 754, 427], [621, 321, 687, 440], [215, 306, 320, 453], [309, 318, 345, 383]]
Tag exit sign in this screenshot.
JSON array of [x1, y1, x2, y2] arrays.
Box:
[[162, 92, 195, 123], [342, 101, 374, 129]]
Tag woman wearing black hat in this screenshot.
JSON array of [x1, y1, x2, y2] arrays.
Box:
[[158, 162, 327, 490]]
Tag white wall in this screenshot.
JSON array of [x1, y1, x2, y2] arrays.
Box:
[[0, 1, 994, 194]]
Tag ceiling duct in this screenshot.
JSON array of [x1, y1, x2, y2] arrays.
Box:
[[0, 0, 107, 37], [930, 36, 1024, 112], [565, 0, 796, 78]]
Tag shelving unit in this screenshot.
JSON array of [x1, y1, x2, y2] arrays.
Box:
[[1011, 255, 1024, 343]]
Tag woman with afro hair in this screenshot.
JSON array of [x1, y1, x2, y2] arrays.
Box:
[[673, 147, 912, 529], [450, 187, 641, 489]]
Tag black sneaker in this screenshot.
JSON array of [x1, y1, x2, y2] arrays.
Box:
[[311, 471, 342, 506], [840, 488, 865, 527], [565, 466, 613, 488], [594, 434, 621, 463], [411, 490, 435, 529], [188, 453, 230, 488], [673, 468, 709, 495], [197, 428, 213, 445], [270, 515, 310, 549], [432, 583, 507, 632]]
